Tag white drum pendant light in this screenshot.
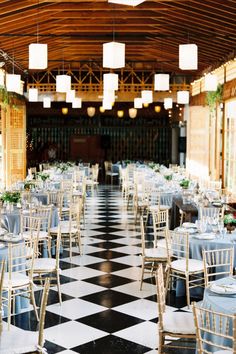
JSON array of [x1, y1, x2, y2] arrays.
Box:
[[141, 90, 153, 104], [179, 44, 198, 70], [154, 74, 170, 91], [56, 74, 71, 93], [102, 98, 112, 110], [108, 0, 146, 5], [66, 90, 76, 103], [28, 88, 38, 102], [204, 74, 218, 91], [134, 97, 143, 109], [43, 97, 51, 108], [164, 98, 173, 109], [72, 97, 82, 108], [177, 91, 189, 104], [29, 43, 48, 70], [103, 73, 119, 91], [103, 41, 125, 69], [6, 74, 21, 93]]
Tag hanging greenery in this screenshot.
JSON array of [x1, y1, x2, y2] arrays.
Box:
[[206, 84, 223, 112]]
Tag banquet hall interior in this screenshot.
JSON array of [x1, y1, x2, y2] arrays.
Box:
[[0, 1, 236, 353]]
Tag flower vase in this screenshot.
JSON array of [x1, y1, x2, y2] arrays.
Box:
[[226, 223, 235, 234]]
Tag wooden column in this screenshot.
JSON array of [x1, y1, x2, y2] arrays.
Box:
[[0, 93, 26, 188]]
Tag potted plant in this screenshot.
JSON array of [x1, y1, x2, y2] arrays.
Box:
[[223, 213, 236, 233]]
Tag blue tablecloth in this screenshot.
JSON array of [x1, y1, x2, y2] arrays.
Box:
[[200, 276, 236, 352], [1, 207, 59, 234], [176, 230, 236, 297]]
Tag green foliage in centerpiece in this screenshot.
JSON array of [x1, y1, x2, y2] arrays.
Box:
[[56, 161, 75, 171], [180, 179, 190, 189], [36, 172, 50, 181], [23, 181, 35, 191], [224, 213, 236, 225], [1, 191, 21, 204], [164, 174, 173, 181]]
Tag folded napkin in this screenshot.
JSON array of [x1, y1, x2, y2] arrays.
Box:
[[194, 233, 215, 240], [210, 283, 236, 294]]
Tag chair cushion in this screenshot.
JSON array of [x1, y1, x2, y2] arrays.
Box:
[[50, 225, 78, 234], [145, 247, 168, 259], [150, 205, 171, 211], [171, 259, 204, 272], [3, 273, 30, 288], [33, 258, 56, 272], [163, 311, 195, 334], [214, 351, 232, 354], [0, 326, 41, 354]]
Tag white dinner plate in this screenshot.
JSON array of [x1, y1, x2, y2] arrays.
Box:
[[182, 222, 197, 229], [210, 283, 236, 295], [177, 227, 197, 234], [193, 233, 215, 240], [0, 243, 5, 249]]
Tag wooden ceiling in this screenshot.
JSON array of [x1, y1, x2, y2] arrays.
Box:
[[0, 0, 235, 79]]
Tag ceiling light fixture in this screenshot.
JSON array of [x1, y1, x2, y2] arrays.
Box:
[[134, 98, 143, 109], [103, 41, 125, 69], [103, 73, 119, 91], [204, 73, 218, 91], [56, 74, 71, 93], [141, 90, 153, 104], [28, 4, 48, 69], [28, 88, 38, 102], [129, 108, 137, 119], [43, 97, 51, 108], [108, 0, 145, 6], [87, 107, 96, 117], [117, 110, 124, 118], [179, 44, 198, 70], [72, 97, 82, 108], [164, 98, 173, 109], [154, 74, 170, 91], [6, 73, 21, 93], [177, 91, 189, 104]]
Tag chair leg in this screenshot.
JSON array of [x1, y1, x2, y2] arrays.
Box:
[[56, 271, 62, 305], [30, 284, 39, 321], [69, 236, 72, 261], [140, 260, 145, 290], [185, 274, 190, 308], [7, 289, 12, 330], [158, 331, 165, 354]]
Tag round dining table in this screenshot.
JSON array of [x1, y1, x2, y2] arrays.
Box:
[[175, 228, 236, 297], [199, 276, 236, 352]]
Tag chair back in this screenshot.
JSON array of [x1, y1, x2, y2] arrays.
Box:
[[167, 230, 189, 271], [199, 207, 221, 220], [152, 209, 169, 246], [193, 302, 236, 354], [47, 190, 63, 209], [156, 264, 166, 331], [6, 240, 36, 283], [34, 205, 53, 233], [202, 247, 234, 287]]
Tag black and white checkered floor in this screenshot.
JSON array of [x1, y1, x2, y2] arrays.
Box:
[[9, 186, 197, 354]]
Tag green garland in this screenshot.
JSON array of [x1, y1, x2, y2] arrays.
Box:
[[206, 84, 223, 112]]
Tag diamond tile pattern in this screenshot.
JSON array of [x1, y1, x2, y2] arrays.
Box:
[[7, 185, 196, 353]]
